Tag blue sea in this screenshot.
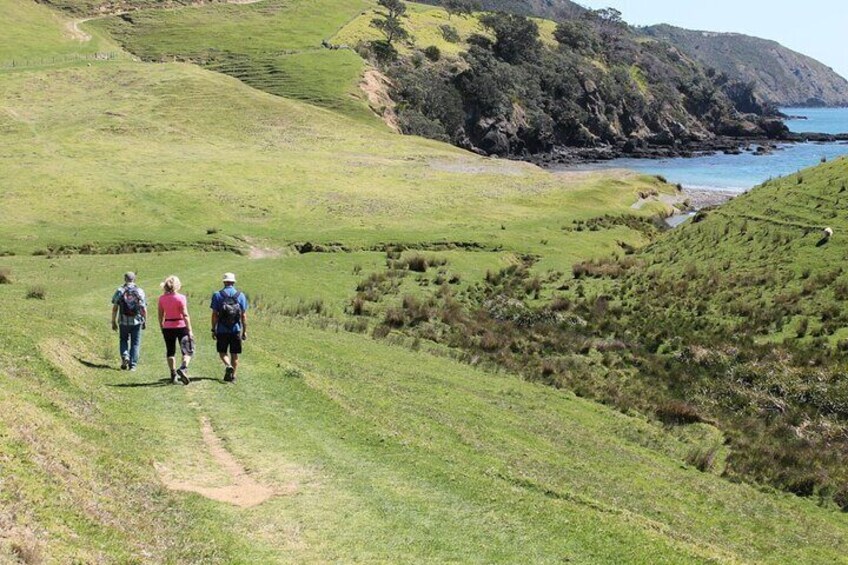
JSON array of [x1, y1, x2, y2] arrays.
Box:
[[782, 107, 848, 135], [561, 108, 848, 192]]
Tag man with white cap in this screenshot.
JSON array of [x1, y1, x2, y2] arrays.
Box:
[[111, 271, 147, 371], [210, 272, 249, 382]]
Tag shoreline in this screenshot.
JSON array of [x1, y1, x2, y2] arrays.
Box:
[[527, 133, 848, 168], [681, 187, 738, 209]]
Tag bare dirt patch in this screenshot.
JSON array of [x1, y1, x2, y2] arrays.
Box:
[[247, 245, 283, 260], [360, 69, 399, 133], [156, 417, 285, 508], [65, 18, 93, 42]]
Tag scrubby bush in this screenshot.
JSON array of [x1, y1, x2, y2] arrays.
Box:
[[383, 306, 405, 328], [439, 24, 460, 43], [423, 45, 441, 62], [685, 446, 721, 472], [0, 267, 11, 284], [26, 286, 46, 299], [656, 401, 704, 425], [406, 255, 429, 273]]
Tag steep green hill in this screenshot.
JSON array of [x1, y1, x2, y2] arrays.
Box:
[[89, 0, 375, 119], [643, 24, 848, 107], [549, 157, 848, 501], [3, 0, 848, 561]]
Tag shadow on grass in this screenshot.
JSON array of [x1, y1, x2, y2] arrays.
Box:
[[110, 378, 173, 388], [109, 376, 223, 388], [75, 357, 115, 370]]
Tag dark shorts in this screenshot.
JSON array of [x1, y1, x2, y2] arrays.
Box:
[[216, 333, 243, 355], [162, 327, 189, 357]]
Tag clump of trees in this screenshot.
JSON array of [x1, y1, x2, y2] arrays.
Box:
[[443, 0, 478, 19], [371, 0, 409, 46], [372, 8, 771, 156]]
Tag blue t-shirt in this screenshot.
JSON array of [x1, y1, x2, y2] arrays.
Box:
[[210, 286, 248, 334], [111, 284, 147, 326]]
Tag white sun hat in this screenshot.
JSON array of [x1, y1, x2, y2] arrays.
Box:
[[222, 272, 237, 283]]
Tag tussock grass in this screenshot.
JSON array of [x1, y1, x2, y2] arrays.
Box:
[[25, 285, 46, 300]]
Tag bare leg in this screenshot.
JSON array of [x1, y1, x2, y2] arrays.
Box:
[[167, 357, 176, 372], [231, 353, 239, 376], [219, 352, 231, 367], [181, 354, 192, 369]]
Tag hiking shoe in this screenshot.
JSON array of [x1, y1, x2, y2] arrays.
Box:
[[121, 356, 130, 370], [223, 366, 235, 382], [129, 366, 137, 372], [176, 367, 190, 386]]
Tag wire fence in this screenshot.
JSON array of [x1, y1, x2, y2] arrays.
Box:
[[0, 52, 131, 70]]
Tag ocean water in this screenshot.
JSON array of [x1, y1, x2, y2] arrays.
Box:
[[782, 107, 848, 135], [560, 108, 848, 192]]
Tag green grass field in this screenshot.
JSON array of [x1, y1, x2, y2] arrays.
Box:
[[90, 0, 375, 118], [0, 0, 121, 63], [4, 253, 848, 562], [2, 0, 848, 561]]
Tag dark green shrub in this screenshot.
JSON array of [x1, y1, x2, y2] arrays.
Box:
[[423, 45, 441, 61], [439, 24, 460, 43]]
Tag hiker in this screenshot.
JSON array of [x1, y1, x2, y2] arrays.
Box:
[[111, 272, 147, 371], [210, 272, 249, 383], [158, 275, 194, 385]]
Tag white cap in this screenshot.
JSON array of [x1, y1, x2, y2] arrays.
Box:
[[222, 272, 236, 283]]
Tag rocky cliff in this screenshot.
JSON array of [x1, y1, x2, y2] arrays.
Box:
[[643, 24, 848, 107]]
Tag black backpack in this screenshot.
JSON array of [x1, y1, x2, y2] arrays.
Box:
[[119, 286, 142, 317], [218, 291, 242, 327]]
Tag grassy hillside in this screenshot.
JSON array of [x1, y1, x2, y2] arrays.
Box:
[[542, 157, 848, 501], [3, 0, 848, 561], [90, 0, 375, 118], [625, 157, 848, 344], [0, 0, 121, 63], [0, 60, 673, 266], [4, 251, 848, 562], [331, 2, 559, 56]]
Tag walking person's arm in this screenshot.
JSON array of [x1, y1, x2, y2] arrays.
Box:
[[158, 302, 165, 329], [241, 311, 247, 341], [141, 306, 148, 330], [111, 304, 119, 332], [211, 311, 218, 339]]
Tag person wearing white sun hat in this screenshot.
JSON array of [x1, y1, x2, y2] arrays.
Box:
[[210, 272, 249, 383]]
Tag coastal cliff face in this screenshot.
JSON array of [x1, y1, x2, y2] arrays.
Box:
[[643, 24, 848, 107], [381, 11, 784, 162]]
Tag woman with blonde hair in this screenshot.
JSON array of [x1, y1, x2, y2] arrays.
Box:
[[158, 275, 194, 385]]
